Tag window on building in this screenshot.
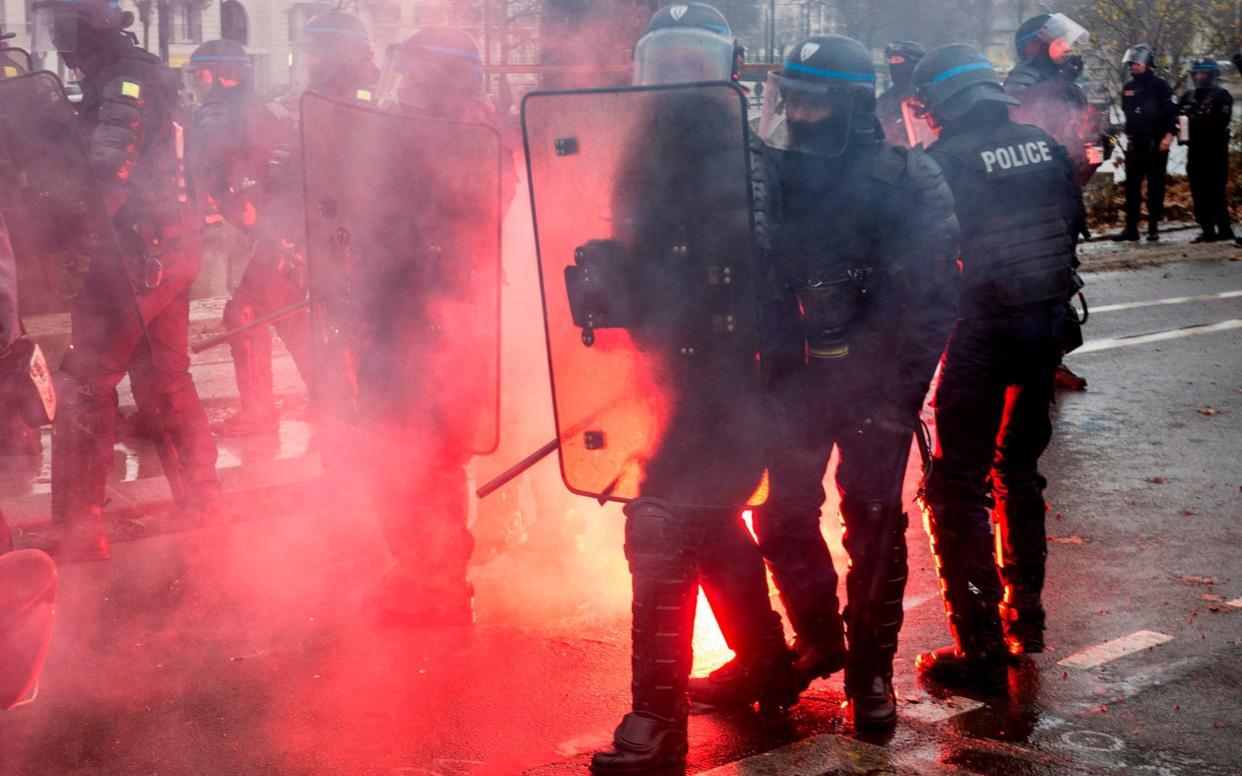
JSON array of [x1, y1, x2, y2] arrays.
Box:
[[221, 1, 249, 45], [171, 2, 203, 45]]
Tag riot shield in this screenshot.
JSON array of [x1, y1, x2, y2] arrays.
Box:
[[0, 47, 31, 79], [0, 72, 141, 331], [522, 82, 767, 507], [300, 93, 502, 454]]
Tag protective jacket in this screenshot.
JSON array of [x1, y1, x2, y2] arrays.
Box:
[[193, 87, 291, 228], [1004, 57, 1092, 178], [77, 34, 196, 244], [769, 130, 960, 418], [1122, 71, 1178, 139], [926, 112, 1082, 317], [1179, 85, 1233, 146]]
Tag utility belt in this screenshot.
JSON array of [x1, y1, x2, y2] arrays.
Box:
[[124, 202, 202, 292], [793, 266, 872, 360]]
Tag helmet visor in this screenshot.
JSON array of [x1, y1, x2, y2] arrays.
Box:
[[377, 41, 482, 112], [632, 27, 734, 86], [758, 72, 856, 157], [1028, 12, 1087, 62], [33, 7, 79, 54], [1122, 46, 1152, 67]]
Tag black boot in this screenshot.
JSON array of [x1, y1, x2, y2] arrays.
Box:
[[1146, 225, 1160, 242], [688, 633, 802, 713], [592, 500, 696, 775], [1001, 594, 1046, 654], [841, 502, 908, 730], [994, 483, 1048, 655], [845, 670, 896, 730], [917, 507, 1012, 695], [1113, 227, 1140, 241], [752, 507, 846, 685], [1191, 227, 1218, 244]]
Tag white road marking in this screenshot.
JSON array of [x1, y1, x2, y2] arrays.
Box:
[[901, 694, 986, 723], [1076, 319, 1242, 355], [1090, 289, 1242, 314], [1058, 630, 1174, 669], [1227, 597, 1242, 609]]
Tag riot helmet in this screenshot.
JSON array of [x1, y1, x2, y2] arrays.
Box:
[[758, 35, 877, 157], [185, 39, 252, 102], [911, 44, 1017, 127], [1191, 57, 1219, 86], [32, 0, 129, 57], [1123, 44, 1155, 73], [297, 11, 374, 91], [378, 27, 483, 114], [885, 41, 925, 92], [1014, 12, 1088, 64], [632, 3, 738, 86]]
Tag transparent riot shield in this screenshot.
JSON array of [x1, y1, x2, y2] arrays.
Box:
[[522, 82, 767, 507], [0, 72, 141, 331], [300, 93, 502, 454]]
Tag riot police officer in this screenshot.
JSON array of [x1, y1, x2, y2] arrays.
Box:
[[208, 12, 379, 437], [34, 0, 219, 559], [1180, 58, 1234, 243], [580, 5, 802, 771], [910, 45, 1084, 691], [1117, 44, 1178, 242], [876, 41, 935, 148], [353, 27, 518, 624], [187, 40, 305, 436], [691, 34, 959, 730], [1005, 14, 1097, 185]]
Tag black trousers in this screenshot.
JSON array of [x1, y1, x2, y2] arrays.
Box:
[[1187, 139, 1232, 235], [622, 352, 784, 717], [743, 357, 913, 676], [923, 307, 1061, 626], [1123, 136, 1169, 231]]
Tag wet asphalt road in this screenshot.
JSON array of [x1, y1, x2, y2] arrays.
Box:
[[1, 256, 1240, 775]]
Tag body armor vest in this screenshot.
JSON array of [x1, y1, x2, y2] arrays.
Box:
[[930, 120, 1076, 313]]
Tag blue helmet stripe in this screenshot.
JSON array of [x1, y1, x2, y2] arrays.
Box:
[[784, 60, 875, 83], [931, 60, 992, 83], [190, 55, 251, 63], [305, 25, 369, 40], [413, 44, 480, 61]]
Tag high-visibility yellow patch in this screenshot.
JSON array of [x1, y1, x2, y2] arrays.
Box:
[[121, 81, 141, 98], [3, 66, 17, 78], [356, 89, 372, 102]]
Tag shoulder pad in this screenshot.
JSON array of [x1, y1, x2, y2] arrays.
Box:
[[868, 143, 909, 186], [1004, 64, 1041, 92], [903, 144, 949, 190]]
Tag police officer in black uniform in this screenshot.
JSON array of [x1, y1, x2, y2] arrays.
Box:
[[34, 0, 219, 559], [213, 11, 379, 437], [910, 45, 1084, 691], [187, 39, 304, 436], [876, 41, 934, 148], [691, 34, 959, 730], [1005, 14, 1096, 185], [588, 6, 803, 772], [1180, 58, 1234, 243], [1117, 44, 1178, 242]]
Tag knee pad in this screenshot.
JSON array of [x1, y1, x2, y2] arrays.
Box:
[[623, 498, 692, 573]]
